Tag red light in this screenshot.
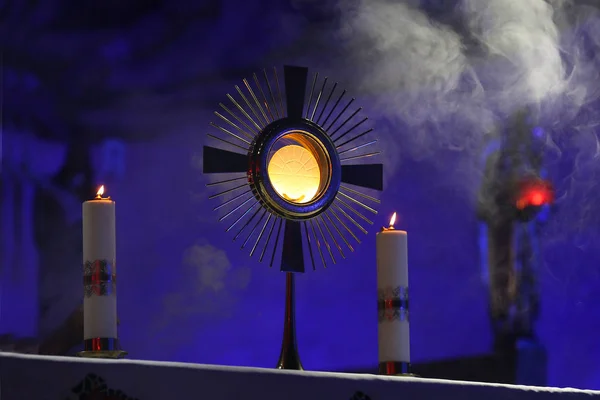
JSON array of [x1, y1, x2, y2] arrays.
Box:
[[530, 192, 544, 206], [516, 179, 553, 210]]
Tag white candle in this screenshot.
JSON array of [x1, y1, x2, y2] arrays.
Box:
[[82, 185, 117, 344], [376, 212, 410, 373]]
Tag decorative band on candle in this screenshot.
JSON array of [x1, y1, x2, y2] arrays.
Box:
[[83, 275, 117, 285], [84, 338, 120, 352], [377, 286, 409, 323], [83, 259, 116, 297], [83, 259, 116, 278], [84, 282, 117, 297]]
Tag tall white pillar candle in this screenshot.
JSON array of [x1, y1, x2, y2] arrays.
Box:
[[82, 185, 118, 350], [376, 212, 410, 375]]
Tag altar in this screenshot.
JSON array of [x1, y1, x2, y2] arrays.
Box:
[[0, 352, 598, 400]]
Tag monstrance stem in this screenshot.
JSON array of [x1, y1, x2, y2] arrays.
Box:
[[276, 272, 303, 370]]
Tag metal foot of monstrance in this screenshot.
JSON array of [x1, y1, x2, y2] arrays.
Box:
[[277, 272, 302, 370], [203, 66, 384, 369]]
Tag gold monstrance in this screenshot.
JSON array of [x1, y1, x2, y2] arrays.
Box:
[[203, 66, 384, 369]]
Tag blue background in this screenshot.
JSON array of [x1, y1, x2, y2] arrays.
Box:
[[2, 0, 600, 390]]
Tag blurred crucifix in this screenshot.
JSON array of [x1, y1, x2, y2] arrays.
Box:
[[477, 110, 553, 353], [1, 131, 91, 353], [35, 136, 96, 340]]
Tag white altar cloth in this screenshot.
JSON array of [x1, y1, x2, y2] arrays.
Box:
[[0, 352, 598, 400]]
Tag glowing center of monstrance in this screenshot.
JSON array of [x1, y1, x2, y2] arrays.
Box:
[[267, 145, 321, 204]]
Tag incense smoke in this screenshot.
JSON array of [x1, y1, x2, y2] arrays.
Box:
[[153, 243, 251, 343], [331, 0, 600, 148], [295, 0, 600, 241]]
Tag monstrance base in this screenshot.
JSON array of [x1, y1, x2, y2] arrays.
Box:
[[276, 355, 304, 371]]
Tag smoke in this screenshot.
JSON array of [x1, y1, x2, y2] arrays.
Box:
[[301, 0, 600, 239], [333, 0, 478, 169], [154, 243, 252, 337], [461, 0, 566, 109], [330, 0, 600, 128], [338, 1, 466, 103]]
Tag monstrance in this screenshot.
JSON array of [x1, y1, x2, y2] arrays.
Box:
[[202, 66, 383, 369]]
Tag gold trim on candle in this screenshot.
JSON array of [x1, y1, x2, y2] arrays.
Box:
[[78, 338, 127, 359], [378, 361, 416, 376]]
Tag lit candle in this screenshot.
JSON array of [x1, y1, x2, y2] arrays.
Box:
[[376, 212, 410, 375], [82, 185, 118, 352]]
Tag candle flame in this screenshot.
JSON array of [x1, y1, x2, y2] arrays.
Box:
[[97, 185, 105, 197], [389, 212, 397, 227]]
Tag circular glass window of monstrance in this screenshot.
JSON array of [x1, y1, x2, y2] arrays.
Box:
[[266, 131, 331, 205]]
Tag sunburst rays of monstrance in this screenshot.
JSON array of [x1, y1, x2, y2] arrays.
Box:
[[203, 66, 384, 370]]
